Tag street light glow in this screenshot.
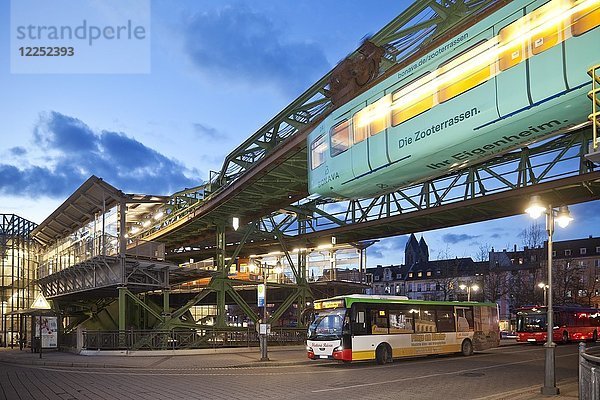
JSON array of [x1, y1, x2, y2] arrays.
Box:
[[525, 195, 546, 219], [555, 205, 573, 228]]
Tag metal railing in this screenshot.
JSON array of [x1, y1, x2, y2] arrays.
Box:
[[588, 64, 600, 151], [82, 327, 307, 351], [579, 342, 600, 399]]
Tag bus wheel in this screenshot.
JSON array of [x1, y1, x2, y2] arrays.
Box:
[[375, 344, 392, 365], [562, 331, 569, 344], [461, 339, 473, 356]]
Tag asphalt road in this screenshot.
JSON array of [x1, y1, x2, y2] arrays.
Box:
[[0, 343, 589, 400]]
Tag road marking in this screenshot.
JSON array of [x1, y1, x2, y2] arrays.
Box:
[[311, 352, 576, 393]]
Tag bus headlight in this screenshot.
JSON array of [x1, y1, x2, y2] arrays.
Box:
[[306, 346, 313, 352], [333, 346, 344, 352]]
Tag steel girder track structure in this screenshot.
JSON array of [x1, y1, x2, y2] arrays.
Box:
[[168, 127, 600, 260], [127, 1, 503, 331], [121, 0, 594, 331]]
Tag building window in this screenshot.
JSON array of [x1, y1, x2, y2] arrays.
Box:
[[408, 283, 413, 292], [565, 249, 572, 256], [396, 273, 402, 279], [417, 272, 422, 277], [408, 272, 413, 278], [581, 248, 587, 255], [375, 276, 380, 281], [426, 271, 432, 277], [417, 283, 422, 292], [595, 260, 600, 268], [552, 251, 556, 257], [596, 246, 600, 254]]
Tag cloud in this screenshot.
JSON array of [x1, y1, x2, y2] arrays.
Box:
[[442, 233, 480, 244], [0, 111, 199, 198], [193, 123, 221, 139], [369, 235, 409, 263], [9, 147, 27, 156], [490, 233, 504, 239], [182, 5, 329, 95]]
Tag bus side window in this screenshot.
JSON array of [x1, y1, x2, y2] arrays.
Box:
[[571, 0, 600, 36], [391, 72, 433, 126], [530, 0, 567, 55], [437, 39, 493, 103], [370, 309, 389, 334], [435, 306, 456, 332], [310, 134, 327, 170], [330, 120, 351, 157], [352, 308, 368, 336], [389, 307, 413, 333], [498, 17, 530, 71]]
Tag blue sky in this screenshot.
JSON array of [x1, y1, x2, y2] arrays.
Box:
[[1, 0, 599, 266]]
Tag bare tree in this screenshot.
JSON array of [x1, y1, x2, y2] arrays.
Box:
[[553, 258, 583, 305], [520, 222, 545, 249], [579, 264, 600, 306], [476, 243, 491, 262], [484, 269, 509, 303]]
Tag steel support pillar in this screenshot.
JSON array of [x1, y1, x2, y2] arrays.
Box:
[[215, 223, 227, 328], [118, 286, 127, 331]]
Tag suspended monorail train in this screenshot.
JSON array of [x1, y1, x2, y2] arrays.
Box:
[[308, 0, 600, 199]]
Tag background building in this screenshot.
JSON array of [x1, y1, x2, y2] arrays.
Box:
[[0, 214, 38, 347]]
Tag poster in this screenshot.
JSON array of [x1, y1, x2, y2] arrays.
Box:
[[35, 316, 58, 348]]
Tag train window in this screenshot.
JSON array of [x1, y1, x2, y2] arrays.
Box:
[[330, 120, 351, 157], [529, 0, 569, 55], [391, 72, 434, 125], [571, 0, 600, 36], [352, 95, 391, 141], [498, 17, 530, 71], [310, 134, 327, 170], [437, 39, 494, 103]]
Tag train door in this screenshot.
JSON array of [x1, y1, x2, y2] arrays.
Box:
[[564, 0, 600, 88], [526, 0, 568, 103], [495, 7, 531, 117], [364, 94, 392, 171], [350, 102, 371, 179]]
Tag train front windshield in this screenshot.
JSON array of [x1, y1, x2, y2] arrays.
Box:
[[307, 309, 347, 340], [516, 311, 546, 332]]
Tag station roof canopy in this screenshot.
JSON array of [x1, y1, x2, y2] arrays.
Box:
[[31, 175, 168, 247]]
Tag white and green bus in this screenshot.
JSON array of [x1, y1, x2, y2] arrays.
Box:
[[307, 294, 500, 364]]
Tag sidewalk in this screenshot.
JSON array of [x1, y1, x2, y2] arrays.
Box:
[[0, 341, 581, 399], [0, 345, 310, 369]]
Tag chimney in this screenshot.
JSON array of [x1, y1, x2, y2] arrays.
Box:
[[514, 244, 517, 252]]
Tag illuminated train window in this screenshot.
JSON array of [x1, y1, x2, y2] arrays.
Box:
[[353, 95, 392, 142], [529, 0, 568, 55], [572, 0, 600, 36], [330, 120, 351, 157], [310, 134, 327, 170], [437, 39, 493, 103], [498, 17, 529, 71], [391, 72, 434, 126]]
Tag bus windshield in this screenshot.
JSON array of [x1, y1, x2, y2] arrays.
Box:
[[517, 313, 546, 332], [307, 309, 347, 340]]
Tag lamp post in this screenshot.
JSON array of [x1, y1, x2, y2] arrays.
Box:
[[459, 283, 479, 301], [251, 259, 283, 361], [538, 282, 549, 306], [525, 195, 573, 396]]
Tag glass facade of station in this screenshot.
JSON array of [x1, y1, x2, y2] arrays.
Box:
[[0, 214, 38, 347]]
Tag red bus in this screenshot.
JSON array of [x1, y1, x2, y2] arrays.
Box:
[[516, 306, 600, 344]]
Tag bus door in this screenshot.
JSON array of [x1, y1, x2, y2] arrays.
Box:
[[455, 307, 474, 332], [495, 7, 531, 117], [526, 0, 568, 103]]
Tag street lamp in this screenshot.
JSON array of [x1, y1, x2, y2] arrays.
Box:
[[459, 283, 479, 301], [538, 282, 549, 306], [250, 259, 284, 361], [526, 195, 573, 396]]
